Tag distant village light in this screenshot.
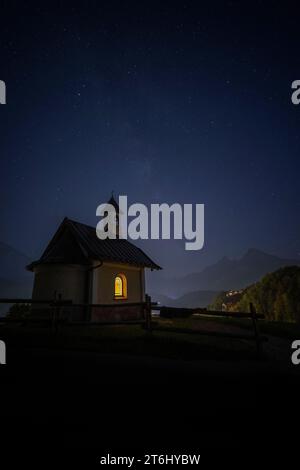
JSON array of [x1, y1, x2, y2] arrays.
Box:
[[96, 195, 205, 251]]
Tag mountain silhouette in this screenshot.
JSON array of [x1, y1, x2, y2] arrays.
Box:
[[0, 241, 32, 281], [153, 290, 219, 308], [149, 249, 300, 300], [0, 242, 33, 315]]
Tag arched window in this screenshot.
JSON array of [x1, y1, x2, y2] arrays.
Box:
[[114, 274, 127, 299]]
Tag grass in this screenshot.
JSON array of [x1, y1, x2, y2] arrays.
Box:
[[1, 314, 298, 362], [167, 314, 300, 339], [0, 320, 257, 361]]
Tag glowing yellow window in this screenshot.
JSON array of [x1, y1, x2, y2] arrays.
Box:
[[114, 274, 127, 299]]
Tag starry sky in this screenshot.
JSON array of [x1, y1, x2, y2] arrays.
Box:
[[1, 1, 300, 277]]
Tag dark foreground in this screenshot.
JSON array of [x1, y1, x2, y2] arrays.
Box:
[[1, 324, 300, 467]]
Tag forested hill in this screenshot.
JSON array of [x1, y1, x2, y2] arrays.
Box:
[[210, 266, 300, 322]]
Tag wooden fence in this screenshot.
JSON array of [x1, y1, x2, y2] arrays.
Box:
[[0, 295, 152, 331], [153, 303, 267, 356], [0, 296, 266, 356]]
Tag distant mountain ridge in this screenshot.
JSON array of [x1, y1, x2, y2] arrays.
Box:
[[0, 241, 31, 281], [149, 249, 300, 304], [153, 290, 219, 309], [181, 249, 300, 292], [0, 242, 33, 316]]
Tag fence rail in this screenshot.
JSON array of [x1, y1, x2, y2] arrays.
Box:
[[154, 305, 265, 320]]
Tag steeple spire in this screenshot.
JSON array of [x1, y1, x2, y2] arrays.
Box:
[[106, 192, 120, 237]]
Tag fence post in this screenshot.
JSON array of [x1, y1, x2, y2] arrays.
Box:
[[145, 294, 152, 333], [249, 302, 261, 358]]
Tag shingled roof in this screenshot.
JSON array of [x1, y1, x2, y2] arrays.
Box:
[[27, 217, 161, 271]]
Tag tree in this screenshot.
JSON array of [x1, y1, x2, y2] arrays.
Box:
[[236, 266, 300, 322]]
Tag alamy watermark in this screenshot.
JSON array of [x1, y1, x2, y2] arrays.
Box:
[[96, 195, 204, 251], [291, 80, 300, 105], [0, 340, 6, 364], [291, 340, 300, 365], [0, 80, 6, 104]]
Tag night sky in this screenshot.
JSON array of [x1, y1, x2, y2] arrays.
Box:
[[1, 1, 300, 277]]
